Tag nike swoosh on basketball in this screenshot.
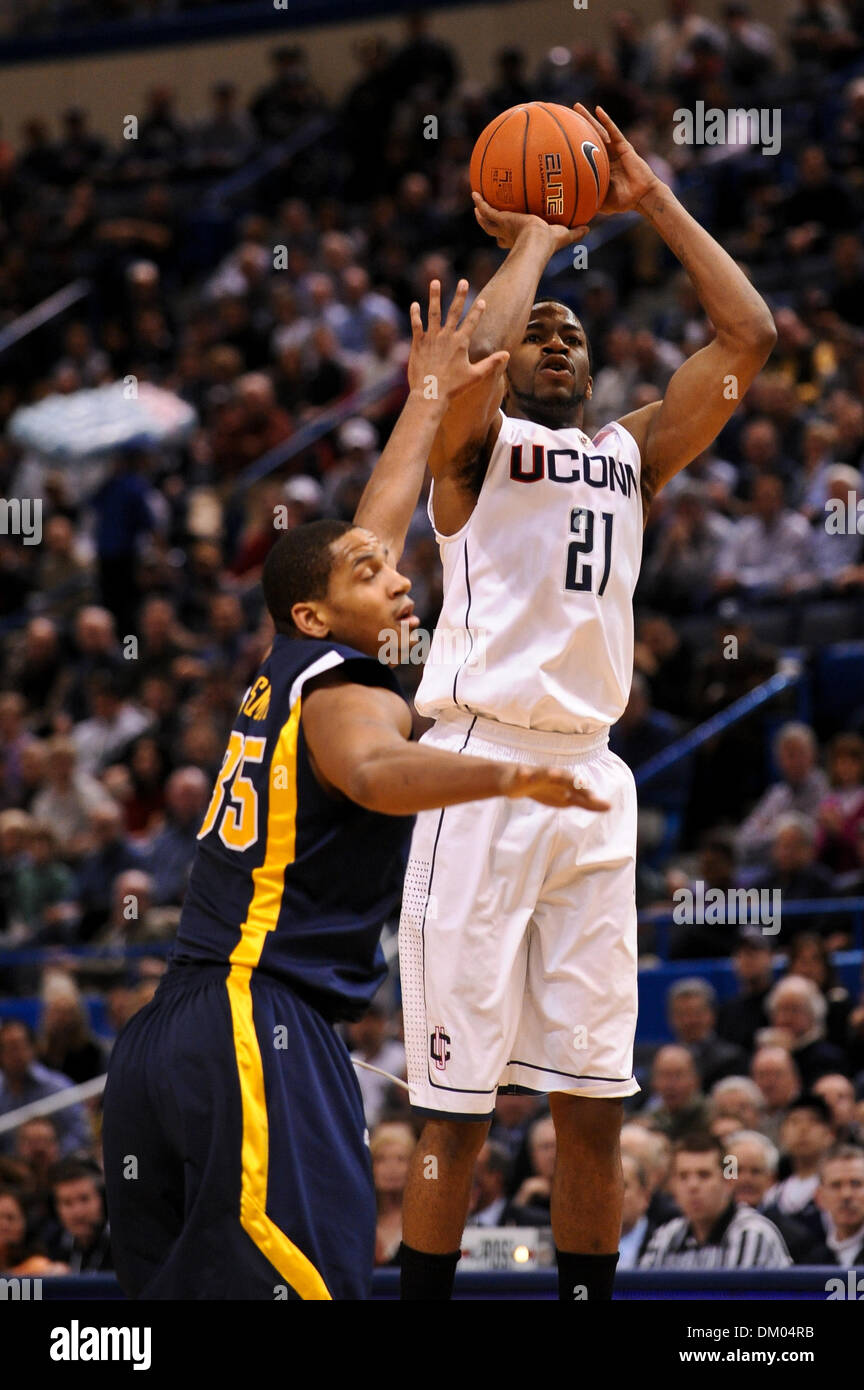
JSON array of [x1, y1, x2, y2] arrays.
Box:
[[581, 141, 601, 197]]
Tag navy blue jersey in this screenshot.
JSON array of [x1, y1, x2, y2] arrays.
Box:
[[171, 636, 413, 1021]]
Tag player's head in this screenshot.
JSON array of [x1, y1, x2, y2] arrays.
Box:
[[262, 520, 417, 663], [504, 300, 593, 429]]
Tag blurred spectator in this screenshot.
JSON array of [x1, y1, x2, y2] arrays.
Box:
[[727, 1129, 821, 1261], [101, 868, 178, 947], [715, 474, 814, 601], [61, 607, 123, 726], [708, 1075, 766, 1132], [0, 693, 35, 808], [10, 823, 77, 942], [37, 975, 106, 1085], [250, 46, 324, 141], [643, 1045, 709, 1139], [44, 1159, 113, 1273], [667, 979, 749, 1087], [812, 1073, 863, 1143], [754, 814, 835, 941], [0, 1186, 65, 1276], [210, 373, 294, 481], [641, 486, 734, 614], [370, 1121, 413, 1267], [809, 1144, 864, 1263], [785, 933, 853, 1045], [508, 1114, 556, 1224], [387, 12, 459, 104], [30, 737, 113, 859], [13, 1115, 60, 1193], [71, 673, 152, 777], [193, 82, 256, 171], [764, 976, 849, 1085], [717, 930, 776, 1052], [73, 802, 145, 939], [617, 1152, 654, 1268], [488, 1093, 543, 1171], [815, 733, 864, 875], [88, 451, 158, 634], [0, 1020, 90, 1158], [640, 1134, 791, 1268], [466, 1141, 518, 1228], [620, 1123, 680, 1233], [666, 835, 741, 960], [736, 723, 828, 869], [35, 515, 95, 620], [609, 673, 688, 820], [769, 1094, 836, 1221], [348, 1004, 406, 1130], [141, 767, 209, 907], [8, 619, 65, 723], [121, 736, 167, 836], [750, 1045, 803, 1143]]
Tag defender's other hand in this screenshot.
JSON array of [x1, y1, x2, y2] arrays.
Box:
[[503, 764, 611, 811]]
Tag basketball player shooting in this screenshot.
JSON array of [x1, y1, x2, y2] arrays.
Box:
[[395, 104, 778, 1302]]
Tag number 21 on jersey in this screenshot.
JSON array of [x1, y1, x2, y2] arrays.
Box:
[[565, 506, 614, 596]]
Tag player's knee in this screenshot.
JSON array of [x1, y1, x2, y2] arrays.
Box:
[[549, 1094, 623, 1149], [420, 1116, 490, 1167]]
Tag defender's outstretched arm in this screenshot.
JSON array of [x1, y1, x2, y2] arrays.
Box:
[[301, 679, 609, 817], [352, 280, 507, 563]]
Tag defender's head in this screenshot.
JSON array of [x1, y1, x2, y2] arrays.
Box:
[[504, 300, 593, 429], [262, 520, 417, 663]]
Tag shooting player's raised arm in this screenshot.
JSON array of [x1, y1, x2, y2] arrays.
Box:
[[426, 198, 589, 536]]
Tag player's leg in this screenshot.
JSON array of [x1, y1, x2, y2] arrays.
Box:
[[105, 965, 305, 1299], [102, 1003, 185, 1298], [247, 971, 376, 1301], [506, 741, 640, 1300], [548, 1092, 624, 1300], [398, 723, 549, 1299], [401, 1115, 490, 1251]]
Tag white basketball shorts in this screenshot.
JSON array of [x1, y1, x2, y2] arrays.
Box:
[[399, 709, 640, 1119]]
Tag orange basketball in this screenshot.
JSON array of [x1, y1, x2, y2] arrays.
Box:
[[470, 102, 610, 229]]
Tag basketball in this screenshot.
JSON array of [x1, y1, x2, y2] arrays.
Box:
[[470, 101, 611, 229]]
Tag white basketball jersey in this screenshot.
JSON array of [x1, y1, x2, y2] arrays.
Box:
[[414, 411, 644, 735]]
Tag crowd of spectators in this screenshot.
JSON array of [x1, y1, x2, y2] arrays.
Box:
[[3, 2, 864, 1274]]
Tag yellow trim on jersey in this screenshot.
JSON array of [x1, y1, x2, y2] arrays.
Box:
[[226, 698, 332, 1301]]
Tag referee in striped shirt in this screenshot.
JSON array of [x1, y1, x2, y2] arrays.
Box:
[[639, 1134, 792, 1269]]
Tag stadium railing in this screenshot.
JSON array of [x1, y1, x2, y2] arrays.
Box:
[[0, 280, 92, 359], [634, 662, 805, 791]]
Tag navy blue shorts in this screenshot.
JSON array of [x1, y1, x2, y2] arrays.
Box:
[[102, 962, 375, 1300]]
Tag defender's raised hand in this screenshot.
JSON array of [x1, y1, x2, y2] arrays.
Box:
[[572, 103, 661, 215], [408, 278, 509, 401], [471, 191, 589, 252]]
